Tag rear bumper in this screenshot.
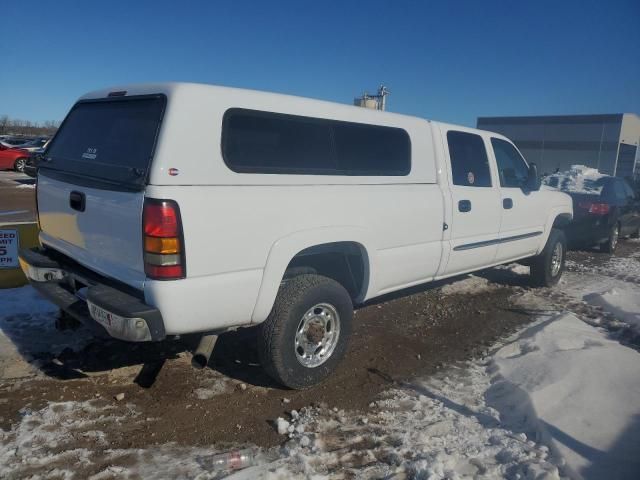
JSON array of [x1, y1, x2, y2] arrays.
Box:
[[18, 247, 166, 342], [564, 217, 611, 246]]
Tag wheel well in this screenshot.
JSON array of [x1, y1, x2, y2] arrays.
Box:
[[552, 213, 572, 229], [284, 242, 369, 303]]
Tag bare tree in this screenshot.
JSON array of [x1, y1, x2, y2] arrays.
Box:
[[0, 114, 59, 137]]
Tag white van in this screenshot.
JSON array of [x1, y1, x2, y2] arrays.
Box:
[[20, 83, 572, 388]]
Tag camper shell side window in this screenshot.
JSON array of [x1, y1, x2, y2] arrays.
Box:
[[221, 108, 411, 176]]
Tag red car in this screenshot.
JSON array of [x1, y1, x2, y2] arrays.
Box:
[[0, 144, 30, 172]]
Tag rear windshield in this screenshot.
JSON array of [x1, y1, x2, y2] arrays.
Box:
[[545, 175, 609, 197], [43, 95, 165, 189]]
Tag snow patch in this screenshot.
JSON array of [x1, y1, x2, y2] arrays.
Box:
[[0, 287, 94, 379], [193, 376, 231, 399], [0, 400, 140, 479], [440, 275, 498, 295], [270, 362, 562, 478]]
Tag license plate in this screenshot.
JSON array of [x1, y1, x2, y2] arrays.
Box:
[[89, 303, 123, 329]]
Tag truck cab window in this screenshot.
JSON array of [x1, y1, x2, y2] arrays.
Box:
[[491, 138, 529, 188], [446, 131, 492, 187]]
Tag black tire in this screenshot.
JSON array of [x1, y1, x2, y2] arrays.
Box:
[[530, 228, 566, 287], [599, 222, 619, 254], [631, 227, 640, 239], [257, 274, 353, 389], [14, 157, 27, 173]]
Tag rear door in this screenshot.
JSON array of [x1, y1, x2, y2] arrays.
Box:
[[443, 130, 501, 275], [490, 138, 548, 262], [37, 95, 166, 290]]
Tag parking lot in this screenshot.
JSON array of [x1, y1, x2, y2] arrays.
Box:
[[0, 170, 639, 478], [0, 171, 36, 223]]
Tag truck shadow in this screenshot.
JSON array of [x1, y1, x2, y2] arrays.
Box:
[[475, 266, 532, 287], [209, 327, 282, 389], [0, 304, 281, 388]]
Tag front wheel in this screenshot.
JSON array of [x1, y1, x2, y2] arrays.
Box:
[[257, 274, 353, 389], [599, 223, 619, 254], [530, 228, 566, 287], [14, 157, 27, 173]]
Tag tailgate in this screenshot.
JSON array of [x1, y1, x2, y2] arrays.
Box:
[[38, 174, 146, 289]]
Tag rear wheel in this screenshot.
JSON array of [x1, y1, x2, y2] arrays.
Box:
[[257, 274, 353, 389], [530, 228, 566, 287], [14, 157, 27, 173], [600, 223, 619, 254]]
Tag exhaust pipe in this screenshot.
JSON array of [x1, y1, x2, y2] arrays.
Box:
[[192, 334, 218, 369]]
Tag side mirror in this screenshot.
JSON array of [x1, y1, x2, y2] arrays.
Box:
[[525, 163, 541, 191]]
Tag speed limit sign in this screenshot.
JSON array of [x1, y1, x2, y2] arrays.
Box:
[[0, 229, 19, 269]]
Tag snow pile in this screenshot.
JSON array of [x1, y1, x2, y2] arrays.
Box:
[[584, 286, 640, 330], [560, 252, 640, 337], [440, 275, 498, 295], [490, 314, 640, 479], [544, 165, 607, 195]]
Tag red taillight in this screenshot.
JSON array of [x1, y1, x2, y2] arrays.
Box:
[[578, 202, 610, 215], [143, 199, 185, 280], [145, 264, 184, 279], [144, 202, 179, 237]]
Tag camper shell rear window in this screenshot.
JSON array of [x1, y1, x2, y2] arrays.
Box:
[[42, 95, 166, 189]]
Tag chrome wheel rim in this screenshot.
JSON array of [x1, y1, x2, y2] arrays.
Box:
[[295, 303, 340, 368], [611, 226, 619, 250], [550, 242, 563, 277], [15, 159, 26, 172]]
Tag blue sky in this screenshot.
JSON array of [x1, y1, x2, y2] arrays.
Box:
[[2, 0, 639, 126]]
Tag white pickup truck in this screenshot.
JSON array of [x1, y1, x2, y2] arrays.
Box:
[[20, 83, 572, 388]]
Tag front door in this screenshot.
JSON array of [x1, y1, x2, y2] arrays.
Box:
[[490, 138, 547, 262], [444, 130, 502, 275]]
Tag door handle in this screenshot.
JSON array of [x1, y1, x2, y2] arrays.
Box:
[[69, 191, 86, 212], [458, 200, 471, 212], [503, 198, 513, 209]]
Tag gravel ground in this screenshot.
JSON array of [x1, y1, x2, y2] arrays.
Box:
[[0, 243, 636, 458], [0, 278, 529, 450], [0, 178, 637, 477]]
